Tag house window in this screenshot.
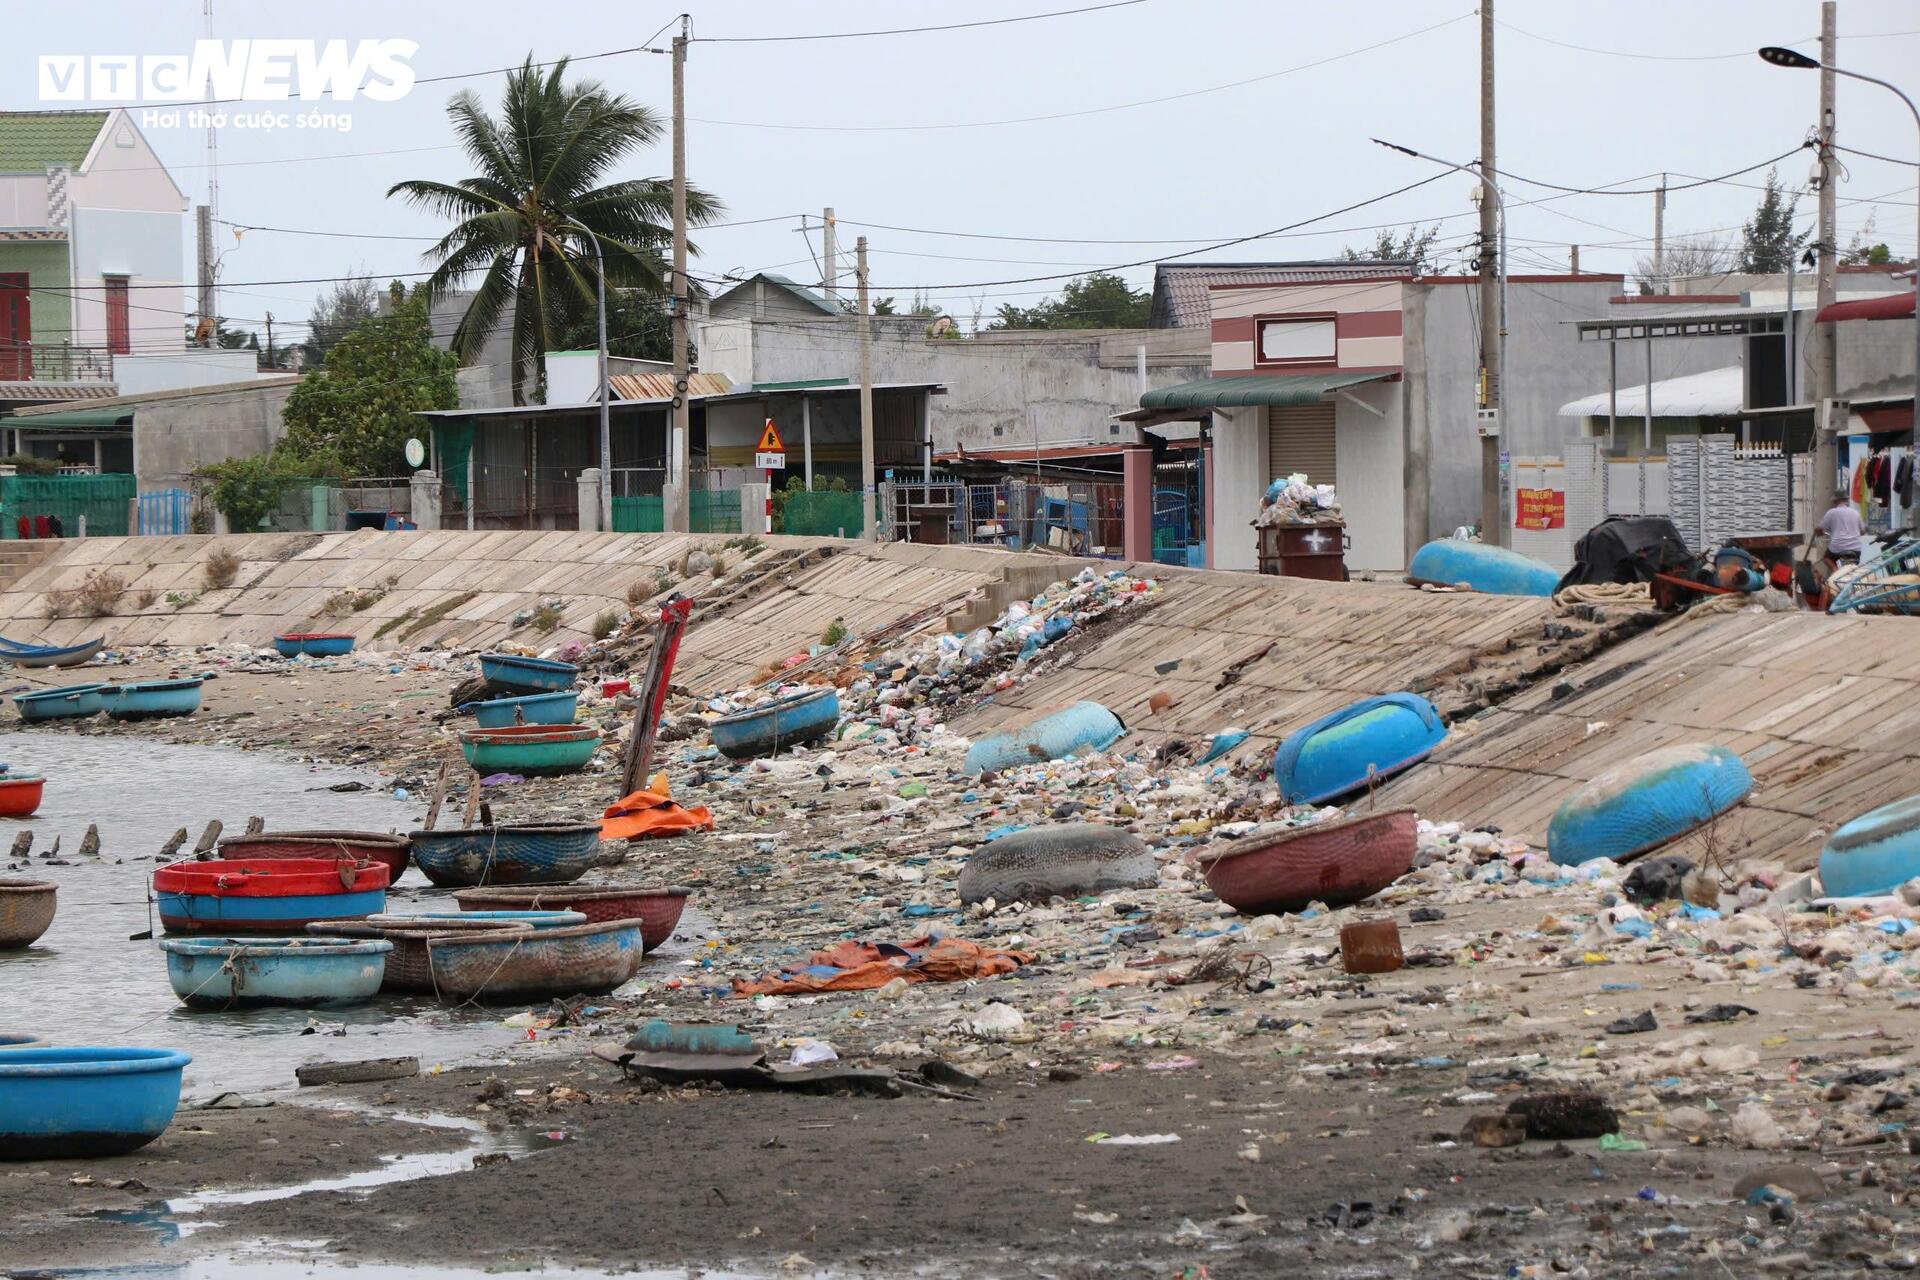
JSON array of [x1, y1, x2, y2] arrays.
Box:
[[1256, 315, 1336, 367], [104, 276, 129, 355]]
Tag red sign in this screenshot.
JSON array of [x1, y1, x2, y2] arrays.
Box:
[[1515, 488, 1566, 530]]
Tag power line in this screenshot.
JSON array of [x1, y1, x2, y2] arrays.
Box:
[[1499, 147, 1808, 198], [692, 1, 1151, 43], [1494, 19, 1920, 63], [690, 12, 1471, 132], [217, 211, 800, 243]]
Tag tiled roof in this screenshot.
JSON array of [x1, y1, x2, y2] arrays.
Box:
[[0, 112, 108, 171], [1148, 260, 1412, 328], [0, 382, 118, 402], [0, 229, 66, 241]]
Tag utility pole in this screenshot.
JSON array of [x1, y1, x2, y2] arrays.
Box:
[[857, 236, 875, 542], [668, 14, 691, 534], [1569, 245, 1580, 275], [195, 204, 214, 347], [1476, 0, 1502, 544], [1652, 175, 1667, 291], [264, 311, 273, 370], [822, 207, 838, 308], [1811, 0, 1840, 531]]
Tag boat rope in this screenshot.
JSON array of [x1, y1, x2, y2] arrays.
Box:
[[108, 958, 234, 1037], [426, 930, 528, 1011]]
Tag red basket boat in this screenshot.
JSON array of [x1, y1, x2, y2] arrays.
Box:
[[1195, 809, 1417, 916], [152, 858, 391, 934], [451, 885, 689, 952], [215, 830, 410, 882], [0, 775, 45, 819]]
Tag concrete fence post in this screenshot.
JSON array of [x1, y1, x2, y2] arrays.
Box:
[[409, 470, 441, 531], [662, 479, 683, 537], [739, 482, 768, 536], [577, 467, 603, 533]]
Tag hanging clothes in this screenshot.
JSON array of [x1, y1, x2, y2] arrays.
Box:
[[1898, 455, 1915, 507]]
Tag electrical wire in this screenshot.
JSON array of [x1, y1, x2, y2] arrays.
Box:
[[1494, 19, 1920, 63], [691, 1, 1151, 43]]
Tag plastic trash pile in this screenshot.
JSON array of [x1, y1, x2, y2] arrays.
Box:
[[1255, 473, 1342, 527]]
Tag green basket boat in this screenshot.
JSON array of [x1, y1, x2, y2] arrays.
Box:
[[459, 724, 603, 777]]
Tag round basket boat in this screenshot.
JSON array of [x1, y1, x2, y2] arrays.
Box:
[[153, 858, 390, 935], [963, 701, 1124, 776], [215, 830, 411, 883], [1406, 539, 1560, 597], [408, 822, 604, 888], [0, 1033, 47, 1050], [159, 936, 392, 1009], [1271, 694, 1446, 805], [1195, 809, 1418, 915], [1820, 792, 1920, 899], [710, 688, 842, 759], [1547, 742, 1752, 866], [423, 918, 646, 1004], [0, 1047, 192, 1159], [0, 775, 46, 819], [0, 879, 56, 948], [306, 919, 533, 994], [452, 885, 689, 951]]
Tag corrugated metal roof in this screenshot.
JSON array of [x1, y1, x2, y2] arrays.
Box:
[[1139, 371, 1394, 410], [1149, 260, 1411, 329], [1558, 366, 1744, 419], [606, 371, 733, 401], [5, 407, 132, 429], [0, 111, 108, 170], [708, 273, 839, 316]]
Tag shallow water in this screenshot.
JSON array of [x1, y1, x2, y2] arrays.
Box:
[[0, 732, 541, 1096]]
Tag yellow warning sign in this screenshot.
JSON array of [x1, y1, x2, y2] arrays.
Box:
[[757, 419, 785, 452]]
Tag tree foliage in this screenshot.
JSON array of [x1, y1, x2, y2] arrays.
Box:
[[1633, 235, 1736, 292], [554, 287, 676, 362], [278, 283, 458, 476], [1842, 214, 1893, 266], [989, 271, 1149, 330], [390, 56, 723, 404], [302, 275, 379, 367], [1341, 224, 1442, 271], [1740, 169, 1810, 274]]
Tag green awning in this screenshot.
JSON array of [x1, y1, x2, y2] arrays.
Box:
[[1138, 371, 1395, 411], [5, 409, 133, 430]]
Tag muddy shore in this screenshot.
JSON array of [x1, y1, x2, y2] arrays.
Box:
[[5, 644, 1920, 1276]]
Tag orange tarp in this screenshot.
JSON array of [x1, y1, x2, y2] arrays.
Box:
[[731, 935, 1036, 997], [600, 775, 715, 842]]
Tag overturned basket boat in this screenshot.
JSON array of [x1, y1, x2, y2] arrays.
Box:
[[452, 885, 689, 951], [1271, 693, 1445, 805], [307, 918, 533, 994], [423, 918, 647, 1004], [408, 821, 604, 888], [1820, 792, 1920, 899], [1406, 540, 1559, 597], [963, 701, 1124, 776], [1547, 742, 1752, 867], [1196, 809, 1418, 915], [215, 830, 411, 883], [273, 632, 355, 658], [710, 688, 841, 759]]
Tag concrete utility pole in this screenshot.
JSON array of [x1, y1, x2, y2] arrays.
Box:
[[1653, 175, 1667, 291], [1476, 0, 1502, 544], [195, 204, 214, 347], [1814, 4, 1841, 531], [668, 15, 692, 534], [822, 207, 838, 308], [857, 236, 875, 542]]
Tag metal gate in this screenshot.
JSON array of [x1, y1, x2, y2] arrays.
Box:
[[137, 488, 190, 536]]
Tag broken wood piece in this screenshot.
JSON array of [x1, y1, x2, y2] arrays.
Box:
[[156, 827, 187, 860], [9, 831, 32, 860], [423, 761, 451, 832], [243, 816, 264, 836], [192, 821, 223, 854], [294, 1056, 419, 1088], [78, 824, 99, 858]]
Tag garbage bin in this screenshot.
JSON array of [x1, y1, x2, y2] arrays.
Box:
[[1257, 522, 1347, 581]]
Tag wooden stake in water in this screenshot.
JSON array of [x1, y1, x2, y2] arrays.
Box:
[[156, 827, 187, 860], [423, 761, 451, 832], [9, 831, 31, 860], [78, 824, 99, 858], [192, 820, 223, 854]]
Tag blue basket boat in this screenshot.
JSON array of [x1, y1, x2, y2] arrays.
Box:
[[480, 653, 578, 695], [1820, 793, 1920, 898], [1547, 743, 1753, 866], [14, 682, 109, 722], [159, 936, 392, 1009], [0, 636, 106, 669], [1271, 693, 1446, 804], [474, 690, 579, 729], [710, 688, 841, 759], [459, 724, 602, 776], [0, 1046, 191, 1159], [273, 632, 356, 658], [395, 909, 587, 930], [101, 678, 203, 721], [409, 822, 604, 888], [424, 919, 646, 1003], [1407, 540, 1561, 597], [152, 858, 391, 935], [963, 701, 1124, 776]]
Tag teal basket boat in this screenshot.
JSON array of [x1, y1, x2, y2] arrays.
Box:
[[474, 690, 578, 729], [710, 688, 841, 758], [479, 653, 578, 695], [14, 683, 109, 722], [459, 724, 602, 776], [1820, 793, 1920, 898], [963, 701, 1124, 776], [1547, 743, 1752, 866], [1271, 693, 1446, 805], [1407, 540, 1561, 597], [101, 678, 203, 721]]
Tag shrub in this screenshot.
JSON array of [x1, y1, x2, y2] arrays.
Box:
[[626, 578, 652, 607], [592, 610, 620, 641], [322, 587, 386, 616], [132, 588, 157, 610], [199, 455, 291, 532], [821, 618, 848, 646], [46, 571, 127, 619], [165, 591, 200, 611], [530, 603, 564, 633], [204, 548, 241, 590]]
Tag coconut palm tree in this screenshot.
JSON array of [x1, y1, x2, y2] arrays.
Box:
[[390, 56, 721, 404]]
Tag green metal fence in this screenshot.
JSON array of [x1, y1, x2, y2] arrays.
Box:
[[780, 491, 864, 538], [0, 473, 135, 538], [691, 488, 741, 534], [611, 496, 664, 533]]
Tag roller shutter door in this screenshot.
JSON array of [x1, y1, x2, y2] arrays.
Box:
[[1266, 403, 1336, 485]]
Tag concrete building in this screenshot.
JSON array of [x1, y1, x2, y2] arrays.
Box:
[[0, 110, 192, 412], [4, 376, 300, 489]]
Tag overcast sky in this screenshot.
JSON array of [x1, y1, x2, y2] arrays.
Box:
[[13, 0, 1919, 341]]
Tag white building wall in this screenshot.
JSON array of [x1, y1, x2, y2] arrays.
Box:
[[114, 349, 262, 395], [63, 111, 189, 355], [1334, 382, 1405, 573], [1209, 407, 1264, 572], [0, 176, 49, 228]]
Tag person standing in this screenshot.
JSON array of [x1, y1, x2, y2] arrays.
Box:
[[1820, 492, 1868, 564]]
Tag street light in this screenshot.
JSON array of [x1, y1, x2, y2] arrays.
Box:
[[560, 215, 612, 531], [1373, 138, 1509, 527], [1759, 45, 1920, 491]]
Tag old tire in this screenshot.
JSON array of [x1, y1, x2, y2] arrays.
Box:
[[957, 823, 1154, 905]]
